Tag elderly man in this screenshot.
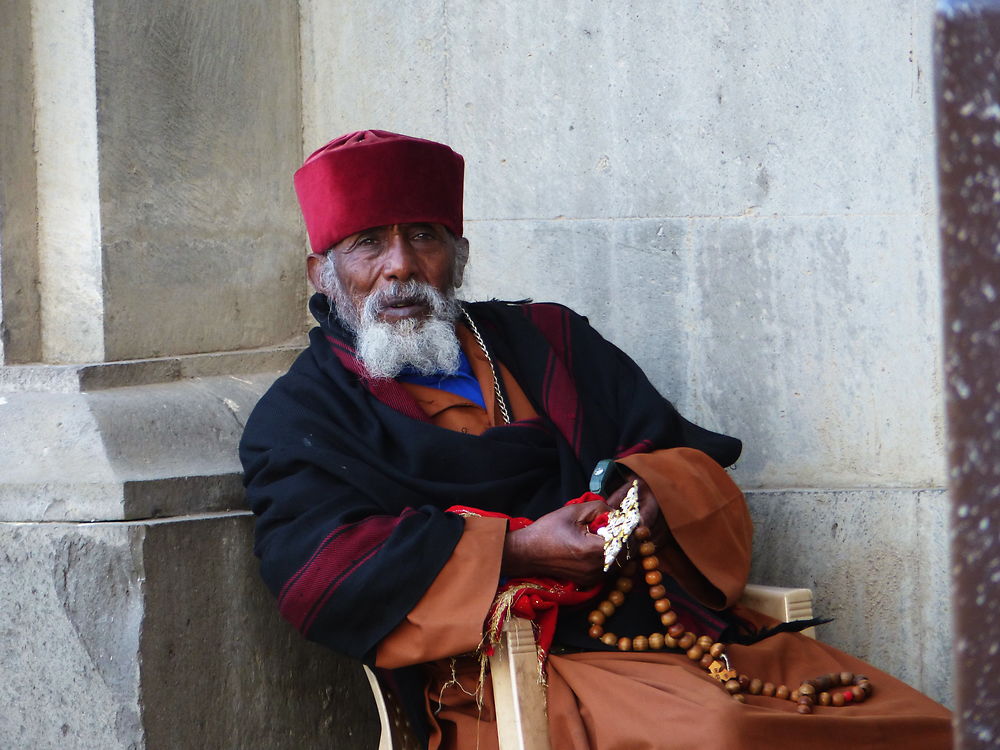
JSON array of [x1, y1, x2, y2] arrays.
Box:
[[240, 130, 951, 749]]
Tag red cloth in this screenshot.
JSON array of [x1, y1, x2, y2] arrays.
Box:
[[293, 130, 465, 253], [447, 491, 609, 663]]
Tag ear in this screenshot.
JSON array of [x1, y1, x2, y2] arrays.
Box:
[[306, 253, 325, 292], [452, 236, 470, 288]]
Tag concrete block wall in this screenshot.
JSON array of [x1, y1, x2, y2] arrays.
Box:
[[302, 0, 950, 704], [1, 512, 376, 749]]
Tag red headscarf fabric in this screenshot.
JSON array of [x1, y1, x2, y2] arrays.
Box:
[[293, 130, 465, 253]]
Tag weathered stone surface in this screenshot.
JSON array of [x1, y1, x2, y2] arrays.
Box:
[[0, 369, 284, 522], [747, 487, 952, 706], [0, 344, 302, 394], [139, 513, 377, 749], [688, 213, 946, 489], [465, 212, 945, 490], [299, 0, 448, 156], [462, 217, 691, 400], [0, 0, 41, 364], [304, 0, 934, 221], [2, 521, 145, 748], [0, 513, 378, 749], [93, 0, 305, 361], [30, 0, 106, 364], [16, 1, 305, 365]]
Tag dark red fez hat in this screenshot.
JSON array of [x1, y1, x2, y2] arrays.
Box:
[[293, 130, 465, 253]]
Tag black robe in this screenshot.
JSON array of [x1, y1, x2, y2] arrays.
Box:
[[240, 293, 741, 665]]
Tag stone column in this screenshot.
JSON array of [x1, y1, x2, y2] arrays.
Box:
[[0, 1, 376, 747], [936, 1, 1000, 745]]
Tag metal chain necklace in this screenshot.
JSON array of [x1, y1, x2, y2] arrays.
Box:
[[461, 309, 511, 425]]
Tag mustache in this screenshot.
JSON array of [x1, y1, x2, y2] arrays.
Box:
[[367, 281, 435, 312], [360, 280, 454, 322]]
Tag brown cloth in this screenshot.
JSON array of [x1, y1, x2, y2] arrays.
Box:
[[399, 324, 539, 434], [426, 613, 952, 750], [619, 448, 752, 610], [379, 331, 953, 749]]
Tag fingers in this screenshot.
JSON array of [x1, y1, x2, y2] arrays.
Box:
[[502, 489, 667, 585], [605, 475, 635, 509], [606, 470, 651, 511], [502, 505, 608, 584], [603, 474, 668, 552], [569, 499, 613, 524], [638, 494, 660, 528]]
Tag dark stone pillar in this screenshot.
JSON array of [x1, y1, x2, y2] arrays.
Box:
[[935, 1, 1000, 746]]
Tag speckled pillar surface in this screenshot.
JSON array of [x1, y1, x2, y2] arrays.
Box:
[[935, 1, 1000, 746]]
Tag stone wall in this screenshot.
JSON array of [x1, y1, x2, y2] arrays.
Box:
[[1, 1, 950, 748], [1, 511, 375, 749], [302, 0, 950, 704]]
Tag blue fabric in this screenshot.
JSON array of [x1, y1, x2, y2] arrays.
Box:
[[395, 350, 486, 409]]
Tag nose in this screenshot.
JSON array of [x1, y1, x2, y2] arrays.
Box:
[[382, 230, 418, 282]]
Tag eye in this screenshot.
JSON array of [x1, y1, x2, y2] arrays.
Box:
[[349, 235, 381, 251], [410, 226, 442, 242]]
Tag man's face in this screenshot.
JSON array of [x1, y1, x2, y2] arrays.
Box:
[[308, 222, 468, 324], [306, 221, 469, 378]]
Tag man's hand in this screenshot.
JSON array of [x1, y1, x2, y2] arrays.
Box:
[[500, 501, 611, 587], [605, 472, 668, 551]]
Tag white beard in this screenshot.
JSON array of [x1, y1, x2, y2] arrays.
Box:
[[355, 312, 461, 379], [318, 257, 462, 379]]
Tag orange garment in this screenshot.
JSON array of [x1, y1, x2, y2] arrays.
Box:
[[618, 449, 752, 610], [428, 615, 953, 750], [378, 330, 952, 749], [376, 515, 507, 668], [398, 323, 538, 435]]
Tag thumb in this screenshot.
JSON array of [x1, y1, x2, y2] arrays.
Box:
[[606, 475, 640, 509]]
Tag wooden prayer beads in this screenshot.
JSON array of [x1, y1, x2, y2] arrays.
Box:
[[586, 524, 875, 713]]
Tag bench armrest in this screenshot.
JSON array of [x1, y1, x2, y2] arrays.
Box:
[[740, 583, 816, 639]]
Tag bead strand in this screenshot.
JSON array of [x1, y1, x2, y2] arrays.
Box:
[[586, 525, 874, 713]]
